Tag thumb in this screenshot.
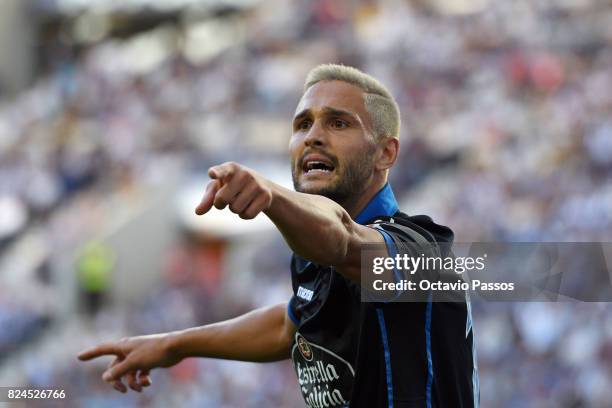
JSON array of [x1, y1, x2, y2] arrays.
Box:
[[195, 180, 221, 215]]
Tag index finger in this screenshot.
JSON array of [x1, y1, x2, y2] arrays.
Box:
[[195, 179, 221, 216], [77, 342, 122, 361], [208, 162, 236, 182]]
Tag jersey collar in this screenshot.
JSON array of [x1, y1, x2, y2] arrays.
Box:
[[354, 183, 399, 225]]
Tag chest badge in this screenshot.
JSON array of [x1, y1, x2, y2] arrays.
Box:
[[297, 334, 314, 361]]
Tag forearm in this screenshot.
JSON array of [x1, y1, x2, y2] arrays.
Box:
[[167, 303, 294, 363], [193, 162, 378, 279], [264, 183, 354, 266]]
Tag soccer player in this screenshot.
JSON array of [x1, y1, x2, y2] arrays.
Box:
[[78, 64, 479, 407]]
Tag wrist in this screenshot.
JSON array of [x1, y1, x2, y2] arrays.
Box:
[[164, 330, 188, 361], [264, 179, 283, 214]]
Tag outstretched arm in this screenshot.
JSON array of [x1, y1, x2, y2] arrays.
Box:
[[195, 162, 385, 282], [168, 302, 296, 362], [78, 302, 295, 393]]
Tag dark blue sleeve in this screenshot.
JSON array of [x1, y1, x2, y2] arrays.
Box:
[[287, 296, 301, 326]]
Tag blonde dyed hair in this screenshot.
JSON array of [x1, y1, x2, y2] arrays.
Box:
[[304, 64, 400, 140]]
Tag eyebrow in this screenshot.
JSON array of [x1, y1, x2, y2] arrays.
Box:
[[292, 106, 361, 125]]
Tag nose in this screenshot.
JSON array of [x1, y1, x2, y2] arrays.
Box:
[[303, 121, 326, 147]]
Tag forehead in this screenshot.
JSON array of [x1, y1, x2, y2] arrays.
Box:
[[295, 80, 367, 116]]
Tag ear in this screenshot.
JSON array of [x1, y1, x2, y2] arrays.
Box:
[[375, 137, 399, 171]]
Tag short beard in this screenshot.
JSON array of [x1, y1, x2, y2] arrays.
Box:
[[292, 146, 376, 206]]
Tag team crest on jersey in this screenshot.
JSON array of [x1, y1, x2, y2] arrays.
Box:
[[291, 332, 355, 407], [297, 334, 313, 361]]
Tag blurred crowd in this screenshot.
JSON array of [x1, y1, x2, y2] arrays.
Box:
[[1, 0, 611, 406]]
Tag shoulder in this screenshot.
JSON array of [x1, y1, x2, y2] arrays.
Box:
[[394, 212, 454, 243], [368, 211, 454, 247]]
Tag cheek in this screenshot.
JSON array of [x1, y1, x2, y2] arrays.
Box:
[[342, 142, 376, 169], [289, 136, 302, 165], [288, 135, 299, 151], [338, 138, 370, 159]]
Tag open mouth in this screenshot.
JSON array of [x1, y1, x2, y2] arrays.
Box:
[[302, 158, 335, 175]]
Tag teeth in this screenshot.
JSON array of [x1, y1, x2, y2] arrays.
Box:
[[305, 161, 333, 173]]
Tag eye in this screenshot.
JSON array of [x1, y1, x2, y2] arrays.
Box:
[[297, 120, 312, 131], [330, 118, 349, 129]]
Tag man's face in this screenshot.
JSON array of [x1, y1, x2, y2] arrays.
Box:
[[290, 80, 377, 204]]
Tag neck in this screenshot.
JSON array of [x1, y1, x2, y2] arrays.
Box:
[[342, 177, 387, 219]]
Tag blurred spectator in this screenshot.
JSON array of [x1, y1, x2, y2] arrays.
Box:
[[76, 241, 115, 316]]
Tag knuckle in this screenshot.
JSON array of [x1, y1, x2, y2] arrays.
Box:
[[241, 211, 255, 220], [213, 197, 226, 208], [243, 175, 253, 186]]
